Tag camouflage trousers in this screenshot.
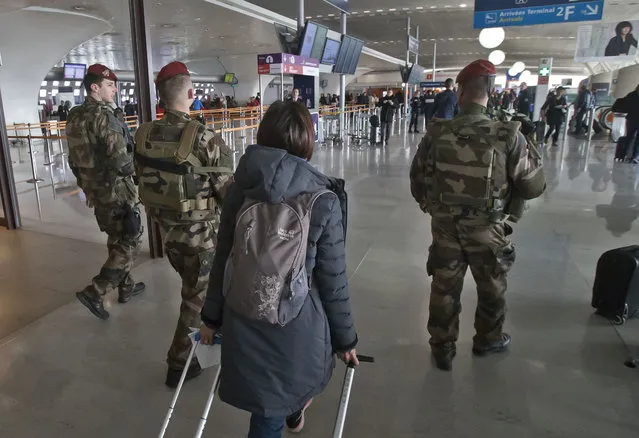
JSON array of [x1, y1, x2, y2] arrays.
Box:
[[160, 220, 218, 369], [426, 217, 516, 347], [89, 205, 143, 296]]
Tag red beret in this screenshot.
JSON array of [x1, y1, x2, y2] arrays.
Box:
[[156, 61, 190, 84], [87, 64, 118, 82], [456, 59, 496, 85]]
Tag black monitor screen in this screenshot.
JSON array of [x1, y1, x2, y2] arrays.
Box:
[[299, 22, 318, 58], [299, 21, 329, 61], [321, 39, 340, 65], [274, 23, 299, 54], [333, 35, 364, 74], [64, 63, 86, 79], [407, 65, 425, 85]]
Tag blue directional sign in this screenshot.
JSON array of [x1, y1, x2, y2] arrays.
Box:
[[420, 81, 446, 88], [473, 0, 604, 29]]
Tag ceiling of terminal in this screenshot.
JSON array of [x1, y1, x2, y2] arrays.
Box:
[[2, 0, 639, 77]]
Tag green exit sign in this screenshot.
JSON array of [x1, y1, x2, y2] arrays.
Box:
[[539, 67, 550, 76]]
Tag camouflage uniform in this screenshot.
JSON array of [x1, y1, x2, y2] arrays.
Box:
[[135, 109, 232, 369], [410, 102, 546, 350], [66, 96, 143, 302]]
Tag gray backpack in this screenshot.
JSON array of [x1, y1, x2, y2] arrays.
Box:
[[223, 190, 332, 326]]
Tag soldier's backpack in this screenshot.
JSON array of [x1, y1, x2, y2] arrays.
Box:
[[134, 120, 232, 219], [428, 119, 519, 216], [222, 190, 332, 326]]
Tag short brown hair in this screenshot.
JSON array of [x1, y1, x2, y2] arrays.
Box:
[[257, 101, 315, 160], [157, 74, 191, 107], [83, 73, 105, 94]]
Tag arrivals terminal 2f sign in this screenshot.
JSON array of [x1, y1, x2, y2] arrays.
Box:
[[473, 0, 604, 29]]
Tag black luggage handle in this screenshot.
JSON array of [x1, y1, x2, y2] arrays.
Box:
[[348, 354, 375, 368]]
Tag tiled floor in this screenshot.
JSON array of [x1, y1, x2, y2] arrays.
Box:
[[1, 129, 638, 437]]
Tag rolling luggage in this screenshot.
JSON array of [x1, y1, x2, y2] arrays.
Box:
[[592, 245, 639, 325], [615, 136, 629, 161], [535, 120, 546, 144], [160, 333, 374, 438]]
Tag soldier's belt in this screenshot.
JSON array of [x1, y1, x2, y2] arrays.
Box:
[[134, 153, 233, 175], [141, 191, 218, 213], [440, 193, 487, 209]]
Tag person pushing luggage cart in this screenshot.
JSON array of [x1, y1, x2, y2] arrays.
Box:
[[191, 101, 361, 438]]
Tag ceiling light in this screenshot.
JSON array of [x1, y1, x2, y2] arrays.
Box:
[[389, 8, 397, 11], [328, 13, 335, 16], [488, 50, 506, 65], [72, 5, 87, 11], [520, 70, 532, 82], [460, 3, 468, 7], [511, 61, 526, 74], [479, 27, 505, 49], [376, 9, 384, 12], [430, 5, 437, 8], [363, 10, 370, 13]]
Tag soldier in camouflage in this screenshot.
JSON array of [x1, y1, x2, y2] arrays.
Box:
[[66, 64, 145, 321], [134, 62, 233, 387], [410, 60, 546, 371]]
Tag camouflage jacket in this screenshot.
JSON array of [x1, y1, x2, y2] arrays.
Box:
[[410, 103, 546, 224], [66, 96, 137, 207], [135, 109, 233, 226]]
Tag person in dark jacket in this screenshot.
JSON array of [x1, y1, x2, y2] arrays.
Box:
[[620, 84, 639, 163], [573, 85, 592, 135], [605, 21, 638, 57], [422, 89, 436, 124], [541, 86, 568, 146], [200, 101, 359, 438], [516, 82, 533, 117], [432, 78, 457, 119], [409, 90, 422, 134], [379, 90, 397, 145]]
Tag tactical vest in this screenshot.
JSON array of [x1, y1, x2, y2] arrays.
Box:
[[426, 118, 520, 219], [134, 120, 229, 217]]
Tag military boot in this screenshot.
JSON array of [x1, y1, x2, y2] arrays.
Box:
[[118, 282, 146, 303], [165, 361, 203, 388], [432, 343, 457, 371], [76, 287, 109, 320], [472, 333, 511, 357]]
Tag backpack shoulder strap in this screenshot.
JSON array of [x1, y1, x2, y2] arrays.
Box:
[[134, 121, 154, 154], [175, 120, 202, 164]]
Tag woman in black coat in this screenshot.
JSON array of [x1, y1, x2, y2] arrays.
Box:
[[200, 101, 359, 438], [542, 86, 568, 146], [605, 21, 638, 56]]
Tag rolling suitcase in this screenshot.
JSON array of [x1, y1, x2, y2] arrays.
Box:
[[160, 333, 374, 438], [535, 120, 546, 144], [615, 136, 629, 161], [592, 245, 639, 325]]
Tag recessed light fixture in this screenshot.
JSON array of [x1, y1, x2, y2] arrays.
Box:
[[460, 3, 468, 7], [376, 9, 384, 12], [363, 10, 370, 13], [389, 8, 396, 11], [328, 13, 335, 16], [416, 6, 424, 9]]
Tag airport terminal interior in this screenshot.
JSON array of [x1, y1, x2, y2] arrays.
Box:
[[0, 0, 638, 436]]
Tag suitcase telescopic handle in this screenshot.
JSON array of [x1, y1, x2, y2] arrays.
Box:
[[348, 354, 375, 368]]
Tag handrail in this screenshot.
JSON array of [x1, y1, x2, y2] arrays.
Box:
[[6, 103, 369, 131]]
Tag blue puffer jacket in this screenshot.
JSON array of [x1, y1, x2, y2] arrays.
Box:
[[201, 144, 357, 418]]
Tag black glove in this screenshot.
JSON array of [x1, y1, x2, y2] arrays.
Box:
[[122, 205, 142, 237]]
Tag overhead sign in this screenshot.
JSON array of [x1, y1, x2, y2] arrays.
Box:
[[408, 35, 420, 54], [257, 53, 320, 77], [473, 0, 604, 29], [322, 0, 349, 13], [420, 81, 446, 88], [575, 21, 639, 62]]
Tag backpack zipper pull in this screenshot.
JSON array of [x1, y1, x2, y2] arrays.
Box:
[[244, 222, 254, 255]]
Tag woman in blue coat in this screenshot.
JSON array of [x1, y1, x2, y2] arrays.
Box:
[[200, 101, 359, 438]]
